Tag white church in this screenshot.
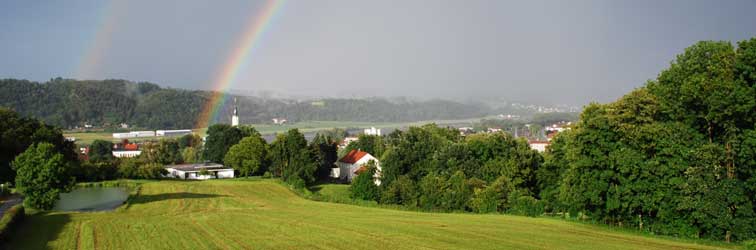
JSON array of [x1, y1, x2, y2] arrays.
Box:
[[232, 98, 240, 127]]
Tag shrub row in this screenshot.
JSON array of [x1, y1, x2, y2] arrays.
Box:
[[0, 204, 25, 242]]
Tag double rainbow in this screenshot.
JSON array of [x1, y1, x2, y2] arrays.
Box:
[[195, 0, 286, 129]]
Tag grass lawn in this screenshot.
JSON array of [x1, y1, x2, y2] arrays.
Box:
[[3, 179, 736, 250]]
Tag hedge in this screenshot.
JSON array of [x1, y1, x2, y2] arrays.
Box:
[[0, 204, 24, 242]]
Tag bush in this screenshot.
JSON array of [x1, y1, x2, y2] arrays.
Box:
[[442, 171, 472, 211], [74, 160, 119, 181], [136, 163, 167, 179], [380, 176, 418, 207], [349, 163, 380, 201], [0, 205, 25, 242], [469, 176, 514, 213], [745, 240, 756, 250], [418, 174, 447, 210], [509, 195, 544, 217], [288, 176, 307, 190], [262, 171, 273, 179]]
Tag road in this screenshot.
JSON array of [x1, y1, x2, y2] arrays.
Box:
[[0, 195, 23, 218]]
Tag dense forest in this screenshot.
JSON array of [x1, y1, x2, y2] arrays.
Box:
[[0, 78, 491, 129]]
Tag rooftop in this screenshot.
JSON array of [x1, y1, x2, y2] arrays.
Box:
[[338, 150, 369, 164]]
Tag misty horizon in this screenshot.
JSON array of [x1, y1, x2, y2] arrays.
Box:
[[2, 0, 755, 106]]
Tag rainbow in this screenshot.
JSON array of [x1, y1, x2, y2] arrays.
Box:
[[76, 0, 123, 79], [195, 0, 286, 129]]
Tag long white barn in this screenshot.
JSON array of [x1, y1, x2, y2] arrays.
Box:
[[164, 163, 234, 180]]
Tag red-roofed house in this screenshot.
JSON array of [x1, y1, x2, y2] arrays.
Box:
[[333, 149, 381, 185]]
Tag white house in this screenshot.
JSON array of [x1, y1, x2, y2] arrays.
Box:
[[528, 140, 550, 153], [363, 127, 381, 136], [272, 118, 288, 125], [333, 150, 381, 185], [164, 163, 235, 180]]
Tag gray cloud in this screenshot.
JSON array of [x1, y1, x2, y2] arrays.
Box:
[[1, 0, 754, 105]]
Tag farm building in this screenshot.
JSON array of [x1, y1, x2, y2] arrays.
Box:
[[332, 149, 381, 185], [156, 129, 192, 137], [113, 131, 155, 139], [164, 163, 234, 180]]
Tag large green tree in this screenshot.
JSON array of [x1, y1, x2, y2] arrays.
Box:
[[141, 139, 182, 165], [310, 134, 338, 180], [0, 108, 76, 183], [343, 134, 384, 157], [270, 129, 318, 185], [224, 135, 268, 176], [12, 142, 74, 210], [88, 140, 114, 162], [202, 124, 258, 163]]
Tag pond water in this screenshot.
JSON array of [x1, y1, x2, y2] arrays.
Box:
[[54, 187, 130, 211]]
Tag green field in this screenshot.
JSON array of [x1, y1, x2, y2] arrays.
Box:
[[64, 118, 485, 145], [3, 179, 735, 250]]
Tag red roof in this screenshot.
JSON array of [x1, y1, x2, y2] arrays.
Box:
[[338, 150, 369, 164], [124, 143, 138, 150]]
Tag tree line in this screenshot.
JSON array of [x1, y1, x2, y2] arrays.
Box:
[[545, 39, 756, 242], [0, 78, 490, 129], [346, 38, 756, 242]]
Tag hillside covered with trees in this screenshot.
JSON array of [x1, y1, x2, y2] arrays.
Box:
[[0, 78, 491, 129]]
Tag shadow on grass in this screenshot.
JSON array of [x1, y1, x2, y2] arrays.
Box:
[[126, 192, 226, 207], [308, 185, 324, 192], [1, 212, 70, 250]]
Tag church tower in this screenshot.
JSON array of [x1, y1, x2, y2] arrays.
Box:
[[231, 98, 239, 127]]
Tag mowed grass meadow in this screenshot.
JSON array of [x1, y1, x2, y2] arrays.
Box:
[[3, 179, 736, 250]]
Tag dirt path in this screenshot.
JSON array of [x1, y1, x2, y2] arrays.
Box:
[[0, 195, 23, 217]]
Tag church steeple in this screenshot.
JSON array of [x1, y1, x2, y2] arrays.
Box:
[[231, 98, 239, 127]]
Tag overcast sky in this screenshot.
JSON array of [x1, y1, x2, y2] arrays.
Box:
[[1, 0, 755, 105]]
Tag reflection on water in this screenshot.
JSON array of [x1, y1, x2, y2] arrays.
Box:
[[54, 187, 129, 211]]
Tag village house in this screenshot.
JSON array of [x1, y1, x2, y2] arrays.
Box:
[[546, 122, 572, 133], [528, 140, 550, 153], [332, 149, 381, 185], [339, 136, 359, 149], [112, 140, 141, 158], [363, 127, 381, 136], [164, 163, 235, 180], [458, 127, 475, 136], [272, 118, 288, 125]]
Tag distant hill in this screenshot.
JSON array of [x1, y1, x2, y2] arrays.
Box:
[[0, 78, 492, 129]]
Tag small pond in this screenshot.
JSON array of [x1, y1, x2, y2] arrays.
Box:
[[54, 187, 130, 211]]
